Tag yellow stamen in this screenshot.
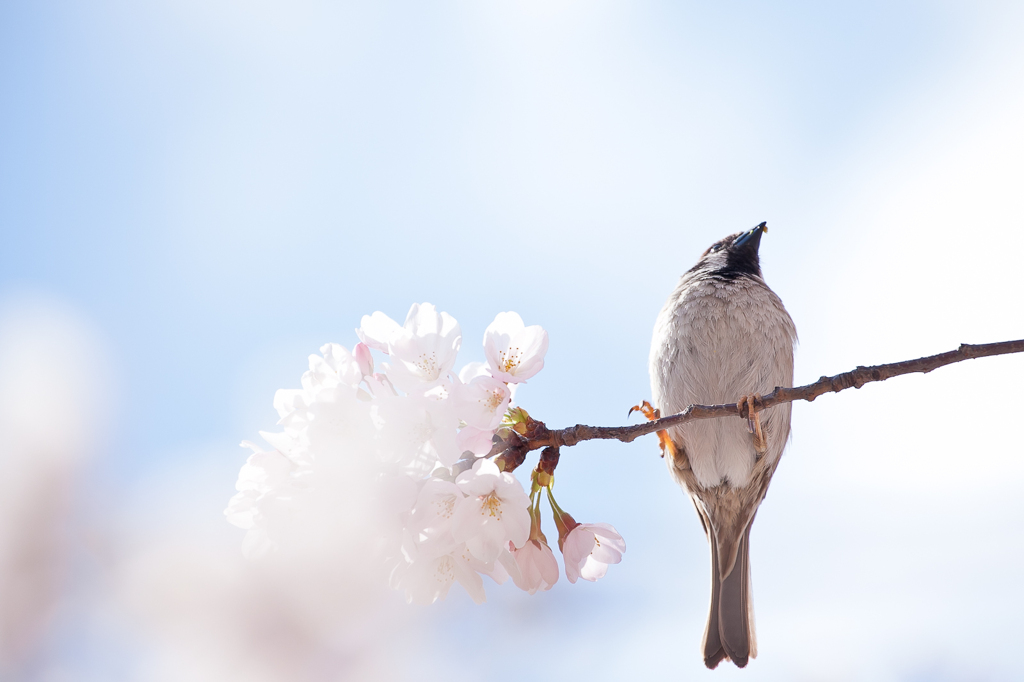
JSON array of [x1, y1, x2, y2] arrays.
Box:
[[415, 352, 439, 377], [480, 492, 503, 520], [497, 347, 521, 374]]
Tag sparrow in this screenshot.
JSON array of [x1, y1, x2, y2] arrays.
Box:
[[648, 222, 796, 669]]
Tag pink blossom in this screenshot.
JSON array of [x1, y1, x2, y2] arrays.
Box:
[[511, 492, 559, 593], [558, 518, 626, 584], [512, 539, 559, 594]]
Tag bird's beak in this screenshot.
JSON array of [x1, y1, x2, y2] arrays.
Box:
[[733, 222, 767, 251]]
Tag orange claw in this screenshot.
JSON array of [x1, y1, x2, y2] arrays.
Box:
[[630, 400, 678, 460], [628, 399, 660, 421]]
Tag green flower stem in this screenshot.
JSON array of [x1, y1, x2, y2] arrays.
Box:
[[545, 485, 567, 519]]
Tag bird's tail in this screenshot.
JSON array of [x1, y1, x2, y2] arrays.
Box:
[[699, 507, 757, 669]]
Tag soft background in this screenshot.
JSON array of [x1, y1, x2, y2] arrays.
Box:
[[2, 1, 1023, 680]]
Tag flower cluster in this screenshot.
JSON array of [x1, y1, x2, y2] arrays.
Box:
[[225, 303, 625, 604]]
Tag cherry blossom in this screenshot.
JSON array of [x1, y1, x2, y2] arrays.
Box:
[[558, 517, 626, 584], [483, 312, 548, 384], [410, 478, 465, 549], [511, 497, 559, 594], [512, 540, 559, 594], [454, 374, 510, 431], [370, 394, 461, 471], [457, 361, 490, 383], [227, 304, 590, 607], [303, 388, 375, 455], [385, 303, 462, 392], [389, 526, 519, 606], [545, 484, 626, 583], [312, 342, 364, 388], [390, 542, 487, 605], [455, 425, 496, 456], [451, 459, 531, 562], [356, 311, 402, 353], [225, 441, 308, 559]]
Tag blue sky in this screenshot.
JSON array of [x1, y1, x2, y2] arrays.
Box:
[[2, 2, 1023, 680], [0, 0, 973, 473]]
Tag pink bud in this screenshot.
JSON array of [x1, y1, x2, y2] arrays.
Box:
[[354, 342, 374, 377]]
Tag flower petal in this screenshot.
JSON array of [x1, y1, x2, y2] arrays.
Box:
[[456, 425, 496, 456], [357, 311, 402, 353]]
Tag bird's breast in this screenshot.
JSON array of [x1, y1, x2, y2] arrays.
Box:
[[649, 276, 795, 490]]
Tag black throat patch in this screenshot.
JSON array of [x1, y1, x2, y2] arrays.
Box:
[[716, 243, 762, 280]]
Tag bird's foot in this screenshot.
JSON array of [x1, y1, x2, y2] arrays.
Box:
[[628, 400, 659, 421], [737, 394, 768, 457], [629, 400, 678, 460]]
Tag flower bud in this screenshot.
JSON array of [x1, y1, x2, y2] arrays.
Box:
[[353, 342, 374, 377], [502, 406, 532, 435], [532, 468, 553, 489]]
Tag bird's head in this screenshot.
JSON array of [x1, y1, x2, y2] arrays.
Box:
[[690, 222, 767, 280]]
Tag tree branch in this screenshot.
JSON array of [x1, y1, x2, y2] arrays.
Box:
[[509, 339, 1024, 456]]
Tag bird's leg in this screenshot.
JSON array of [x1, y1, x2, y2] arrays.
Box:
[[737, 395, 768, 457], [629, 400, 679, 460]]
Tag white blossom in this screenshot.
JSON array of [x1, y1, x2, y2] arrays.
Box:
[[451, 459, 531, 563], [356, 311, 402, 352], [390, 542, 488, 605], [312, 342, 364, 388], [457, 361, 490, 383], [225, 442, 308, 559], [385, 303, 462, 392], [483, 311, 548, 384], [410, 478, 465, 551], [371, 394, 461, 471], [454, 374, 510, 431], [456, 425, 497, 456]]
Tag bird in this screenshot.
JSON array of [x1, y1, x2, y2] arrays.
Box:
[[646, 222, 796, 669]]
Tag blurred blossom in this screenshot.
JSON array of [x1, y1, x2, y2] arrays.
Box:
[[119, 535, 406, 682], [228, 304, 546, 609], [0, 296, 109, 673]]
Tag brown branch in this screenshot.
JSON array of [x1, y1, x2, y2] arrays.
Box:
[[509, 339, 1024, 457]]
